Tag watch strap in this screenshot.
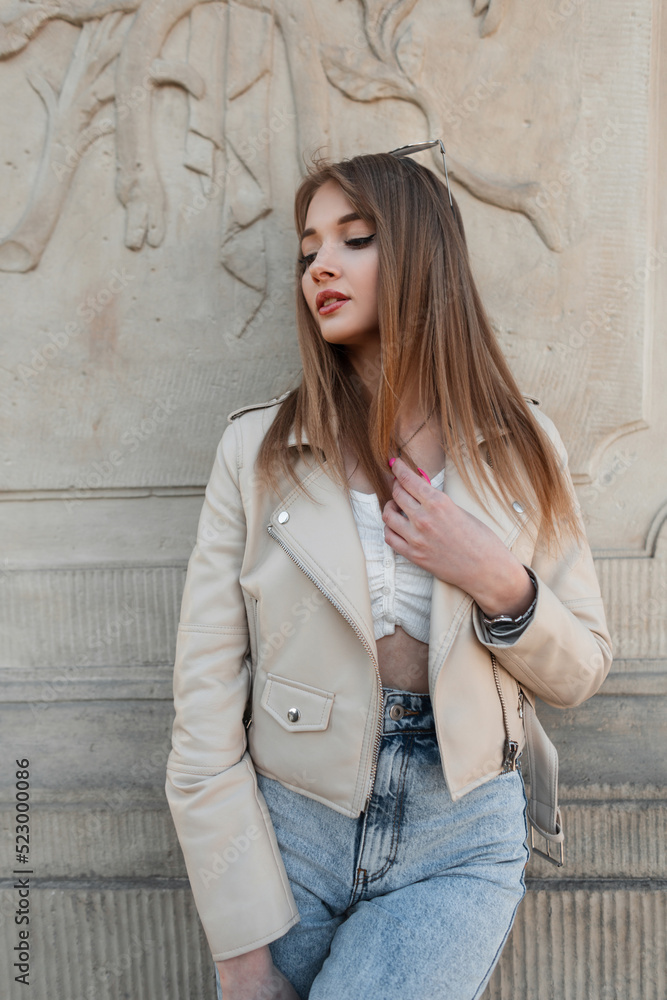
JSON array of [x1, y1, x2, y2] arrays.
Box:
[[482, 566, 537, 632]]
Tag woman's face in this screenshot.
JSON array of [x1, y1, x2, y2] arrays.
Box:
[[299, 179, 379, 351]]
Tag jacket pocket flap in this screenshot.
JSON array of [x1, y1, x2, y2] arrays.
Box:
[[260, 673, 335, 732]]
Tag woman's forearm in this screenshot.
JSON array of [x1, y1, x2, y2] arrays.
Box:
[[472, 557, 536, 619], [216, 945, 300, 999]]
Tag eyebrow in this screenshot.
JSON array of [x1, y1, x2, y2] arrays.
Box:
[[300, 212, 363, 242]]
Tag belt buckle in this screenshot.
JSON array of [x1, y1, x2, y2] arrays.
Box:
[[529, 825, 565, 867]]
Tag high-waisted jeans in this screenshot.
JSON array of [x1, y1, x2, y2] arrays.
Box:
[[215, 687, 530, 1000]]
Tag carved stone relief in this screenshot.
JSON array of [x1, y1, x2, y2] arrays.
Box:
[[0, 0, 659, 540], [0, 0, 567, 272]]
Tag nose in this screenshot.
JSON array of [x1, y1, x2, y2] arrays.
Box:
[[307, 245, 341, 280]]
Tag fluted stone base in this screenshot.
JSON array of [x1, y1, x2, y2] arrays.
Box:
[[0, 551, 664, 998], [1, 875, 664, 1000], [1, 789, 666, 1000]]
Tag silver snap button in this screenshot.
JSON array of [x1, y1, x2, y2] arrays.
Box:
[[512, 501, 525, 514], [389, 704, 404, 720], [277, 511, 290, 523], [287, 707, 300, 723]]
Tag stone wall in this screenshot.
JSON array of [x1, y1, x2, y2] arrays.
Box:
[[0, 1, 665, 997]]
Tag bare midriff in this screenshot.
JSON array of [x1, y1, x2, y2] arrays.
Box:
[[376, 626, 430, 693], [343, 432, 447, 696]]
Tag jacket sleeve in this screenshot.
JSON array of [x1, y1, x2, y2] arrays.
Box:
[[472, 415, 614, 709], [164, 419, 300, 961]]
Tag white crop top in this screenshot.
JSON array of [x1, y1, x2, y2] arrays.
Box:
[[349, 469, 445, 643]]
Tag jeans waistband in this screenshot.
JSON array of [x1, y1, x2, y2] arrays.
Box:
[[381, 687, 435, 734]]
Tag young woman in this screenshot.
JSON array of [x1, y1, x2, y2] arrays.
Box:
[[165, 146, 613, 1000]]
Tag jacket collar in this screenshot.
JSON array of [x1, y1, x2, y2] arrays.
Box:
[[269, 432, 528, 684], [286, 423, 494, 449]]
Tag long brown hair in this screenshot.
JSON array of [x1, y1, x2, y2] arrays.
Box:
[[255, 151, 582, 552]]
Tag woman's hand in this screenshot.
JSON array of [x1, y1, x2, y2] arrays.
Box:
[[216, 945, 300, 999], [383, 456, 534, 618]]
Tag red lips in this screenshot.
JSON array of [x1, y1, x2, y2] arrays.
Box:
[[315, 289, 349, 310]]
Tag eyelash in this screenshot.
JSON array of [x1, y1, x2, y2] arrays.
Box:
[[297, 234, 376, 267]]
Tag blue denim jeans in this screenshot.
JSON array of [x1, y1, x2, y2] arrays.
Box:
[[215, 687, 529, 1000]]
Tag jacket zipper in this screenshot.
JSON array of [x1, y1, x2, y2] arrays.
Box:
[[491, 652, 521, 771], [243, 598, 259, 731], [266, 524, 384, 811], [477, 451, 523, 770]]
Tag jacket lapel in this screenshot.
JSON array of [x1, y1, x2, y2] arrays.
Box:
[[268, 459, 378, 661]]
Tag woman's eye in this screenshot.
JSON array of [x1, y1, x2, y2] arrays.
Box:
[[298, 233, 376, 268], [346, 234, 376, 248]]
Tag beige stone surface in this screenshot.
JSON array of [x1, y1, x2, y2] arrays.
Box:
[[0, 1, 665, 997]]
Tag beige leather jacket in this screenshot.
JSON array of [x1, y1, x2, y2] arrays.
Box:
[[165, 391, 613, 961]]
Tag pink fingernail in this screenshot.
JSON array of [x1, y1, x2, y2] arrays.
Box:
[[388, 457, 396, 468], [417, 467, 431, 484]]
